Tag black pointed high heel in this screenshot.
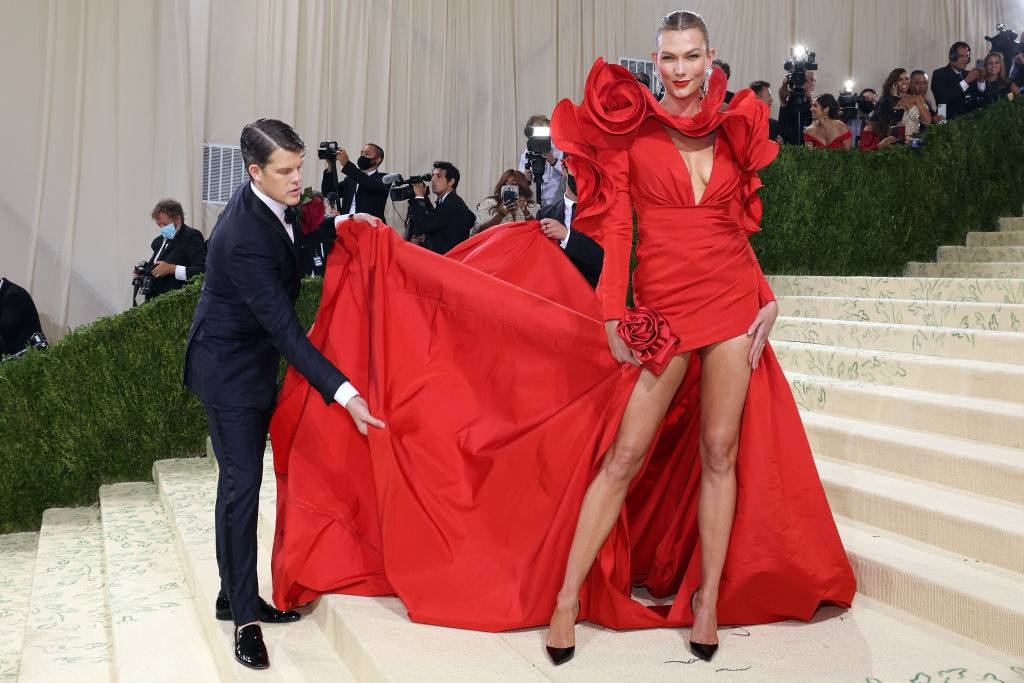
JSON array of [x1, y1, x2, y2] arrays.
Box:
[[545, 600, 579, 666], [689, 587, 719, 662]]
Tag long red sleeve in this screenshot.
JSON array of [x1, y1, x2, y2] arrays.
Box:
[[595, 147, 633, 322]]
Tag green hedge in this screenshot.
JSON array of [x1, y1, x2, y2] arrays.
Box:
[[753, 97, 1024, 275], [0, 279, 323, 533], [1, 98, 1022, 532]]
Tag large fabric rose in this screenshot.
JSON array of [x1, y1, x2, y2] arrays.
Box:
[[616, 307, 680, 375], [299, 195, 325, 236]]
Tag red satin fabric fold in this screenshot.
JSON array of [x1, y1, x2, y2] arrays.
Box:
[[269, 219, 856, 631]]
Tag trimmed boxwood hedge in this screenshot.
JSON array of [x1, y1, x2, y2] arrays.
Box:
[[1, 98, 1021, 532]]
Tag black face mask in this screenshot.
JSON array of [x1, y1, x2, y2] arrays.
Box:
[[566, 174, 577, 196], [356, 155, 374, 170]]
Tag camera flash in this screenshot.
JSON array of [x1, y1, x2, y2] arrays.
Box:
[[531, 126, 551, 137], [844, 80, 855, 91], [793, 44, 807, 59]]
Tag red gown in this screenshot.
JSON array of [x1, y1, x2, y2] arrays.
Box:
[[269, 59, 856, 632], [804, 128, 853, 149]]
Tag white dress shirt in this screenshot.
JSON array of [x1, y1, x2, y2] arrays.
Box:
[[251, 182, 359, 408], [559, 195, 575, 250]]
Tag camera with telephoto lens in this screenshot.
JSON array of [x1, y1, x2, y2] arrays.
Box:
[[783, 48, 818, 109], [1, 331, 49, 363], [132, 261, 155, 298], [317, 140, 339, 161], [383, 172, 433, 202], [523, 125, 552, 179], [986, 24, 1022, 65]]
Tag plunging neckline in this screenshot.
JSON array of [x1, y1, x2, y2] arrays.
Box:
[[660, 124, 719, 206]]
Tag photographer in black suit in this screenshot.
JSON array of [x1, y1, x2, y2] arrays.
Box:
[[321, 143, 388, 221], [184, 118, 383, 670], [143, 199, 207, 301], [0, 277, 43, 356], [932, 42, 984, 120], [535, 170, 603, 288], [407, 161, 475, 254]]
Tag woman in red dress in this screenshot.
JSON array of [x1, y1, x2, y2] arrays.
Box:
[[803, 94, 854, 149], [268, 9, 855, 669]]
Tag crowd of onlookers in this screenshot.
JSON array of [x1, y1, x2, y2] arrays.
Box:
[[739, 40, 1022, 151]]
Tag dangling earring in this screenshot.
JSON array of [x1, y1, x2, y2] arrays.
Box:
[[701, 66, 713, 96]]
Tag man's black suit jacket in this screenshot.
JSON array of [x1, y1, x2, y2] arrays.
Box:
[[535, 200, 604, 288], [0, 279, 43, 355], [931, 65, 978, 120], [184, 182, 346, 410], [146, 224, 207, 300], [321, 162, 388, 221], [407, 191, 475, 255]]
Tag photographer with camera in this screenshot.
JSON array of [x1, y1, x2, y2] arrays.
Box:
[[778, 51, 817, 145], [135, 199, 206, 304], [0, 276, 45, 358], [519, 115, 564, 207], [320, 142, 388, 221], [406, 161, 475, 254], [932, 42, 985, 120], [470, 169, 539, 236]]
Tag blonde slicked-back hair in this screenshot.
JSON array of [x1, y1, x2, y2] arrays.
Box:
[[656, 10, 710, 48]]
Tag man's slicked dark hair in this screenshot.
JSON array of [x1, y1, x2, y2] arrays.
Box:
[[749, 80, 771, 95], [433, 161, 460, 189], [240, 118, 305, 178]]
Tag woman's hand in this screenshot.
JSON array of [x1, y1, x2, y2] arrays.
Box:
[[351, 212, 379, 225], [606, 320, 641, 366], [877, 135, 898, 149], [747, 301, 778, 369]]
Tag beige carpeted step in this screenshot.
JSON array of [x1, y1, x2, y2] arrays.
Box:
[[18, 508, 112, 682], [153, 458, 356, 682], [967, 230, 1024, 247], [774, 340, 1024, 402], [937, 245, 1024, 263], [0, 532, 37, 680], [837, 518, 1024, 657], [802, 411, 1024, 505], [786, 371, 1024, 448], [817, 457, 1024, 573], [775, 295, 1024, 332], [999, 216, 1024, 231], [100, 483, 218, 681], [767, 274, 1024, 304], [771, 316, 1024, 364], [904, 261, 1024, 278]]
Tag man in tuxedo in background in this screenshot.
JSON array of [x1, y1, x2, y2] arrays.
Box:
[[321, 142, 389, 221], [1010, 52, 1024, 89], [143, 199, 207, 301], [750, 80, 781, 142], [932, 42, 984, 120], [536, 169, 604, 288], [184, 118, 383, 670], [407, 161, 475, 254]]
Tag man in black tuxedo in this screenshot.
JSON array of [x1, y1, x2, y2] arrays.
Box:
[[750, 80, 781, 142], [143, 199, 207, 301], [536, 171, 604, 288], [932, 42, 984, 120], [320, 143, 388, 221], [1010, 53, 1024, 89], [184, 118, 383, 670], [407, 161, 475, 254], [0, 277, 43, 356]]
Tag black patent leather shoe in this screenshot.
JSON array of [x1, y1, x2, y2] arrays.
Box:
[[545, 645, 575, 666], [216, 594, 302, 623], [689, 587, 719, 662], [234, 624, 269, 670]]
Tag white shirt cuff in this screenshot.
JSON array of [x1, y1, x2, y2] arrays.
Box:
[[174, 265, 186, 280], [559, 227, 571, 249], [959, 79, 969, 91], [334, 381, 359, 407], [977, 81, 986, 92]]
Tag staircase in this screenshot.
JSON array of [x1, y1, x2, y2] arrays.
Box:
[[1, 218, 1023, 681]]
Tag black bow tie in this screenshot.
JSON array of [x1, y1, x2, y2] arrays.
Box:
[[283, 206, 297, 225]]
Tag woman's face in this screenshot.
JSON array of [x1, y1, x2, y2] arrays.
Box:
[[896, 72, 910, 95], [653, 28, 715, 103], [986, 56, 1001, 76], [810, 99, 824, 120]]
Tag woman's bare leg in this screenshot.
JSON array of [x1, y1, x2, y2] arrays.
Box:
[[691, 333, 754, 645], [546, 352, 692, 649]]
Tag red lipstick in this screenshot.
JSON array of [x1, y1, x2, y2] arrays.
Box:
[[672, 79, 691, 87]]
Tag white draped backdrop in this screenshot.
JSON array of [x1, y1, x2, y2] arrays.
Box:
[[2, 0, 1022, 338]]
